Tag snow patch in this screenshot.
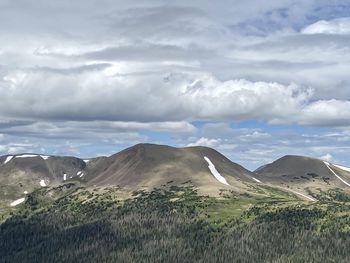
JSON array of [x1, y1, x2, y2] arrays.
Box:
[[39, 180, 47, 187], [10, 197, 25, 207], [77, 171, 82, 176], [40, 155, 50, 160], [204, 156, 230, 186], [63, 174, 67, 181], [324, 161, 350, 187], [24, 191, 28, 194], [79, 173, 84, 178], [252, 177, 261, 183], [333, 164, 350, 173], [84, 159, 90, 163], [4, 156, 13, 165], [16, 154, 38, 158]]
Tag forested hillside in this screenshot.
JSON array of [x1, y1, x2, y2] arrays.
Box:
[[1, 183, 349, 263]]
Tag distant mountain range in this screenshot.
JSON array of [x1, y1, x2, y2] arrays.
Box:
[[1, 143, 350, 262], [1, 143, 350, 206]]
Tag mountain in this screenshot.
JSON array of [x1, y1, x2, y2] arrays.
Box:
[[85, 143, 259, 195], [0, 153, 86, 207], [255, 155, 350, 197], [5, 146, 350, 207], [2, 148, 350, 262], [0, 144, 262, 206]]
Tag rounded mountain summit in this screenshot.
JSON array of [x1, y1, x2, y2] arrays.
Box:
[[85, 143, 258, 195]]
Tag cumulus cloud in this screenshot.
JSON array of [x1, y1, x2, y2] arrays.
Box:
[[319, 153, 334, 162], [299, 100, 350, 126], [1, 0, 350, 168], [2, 67, 349, 126], [301, 17, 350, 35], [0, 1, 349, 127], [187, 137, 221, 147], [182, 77, 311, 122]]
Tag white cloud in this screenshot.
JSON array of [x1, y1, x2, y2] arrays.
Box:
[[0, 142, 34, 155], [301, 17, 350, 35], [319, 153, 334, 162], [0, 120, 196, 140], [182, 76, 311, 121], [240, 131, 271, 140], [299, 100, 350, 126], [6, 69, 349, 126], [179, 125, 350, 170], [1, 1, 350, 169], [108, 121, 196, 133], [0, 2, 349, 127], [187, 137, 221, 147]]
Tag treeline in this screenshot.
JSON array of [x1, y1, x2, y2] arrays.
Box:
[[0, 187, 349, 263]]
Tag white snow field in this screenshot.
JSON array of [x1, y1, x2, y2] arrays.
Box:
[[324, 161, 350, 187], [16, 154, 38, 158], [333, 164, 350, 173], [15, 154, 50, 160], [10, 197, 25, 207], [40, 155, 50, 160], [40, 180, 47, 187], [4, 156, 13, 165], [204, 156, 230, 186], [252, 177, 261, 183]]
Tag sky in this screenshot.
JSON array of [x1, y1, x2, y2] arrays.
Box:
[[0, 0, 350, 170]]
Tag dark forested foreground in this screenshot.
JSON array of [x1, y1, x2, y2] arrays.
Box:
[[0, 184, 350, 263]]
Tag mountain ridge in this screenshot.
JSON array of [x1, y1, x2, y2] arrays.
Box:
[[255, 154, 350, 196], [1, 144, 350, 205]]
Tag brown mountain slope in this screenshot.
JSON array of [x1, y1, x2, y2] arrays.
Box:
[[85, 143, 258, 195], [255, 155, 350, 196], [0, 154, 86, 206]]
